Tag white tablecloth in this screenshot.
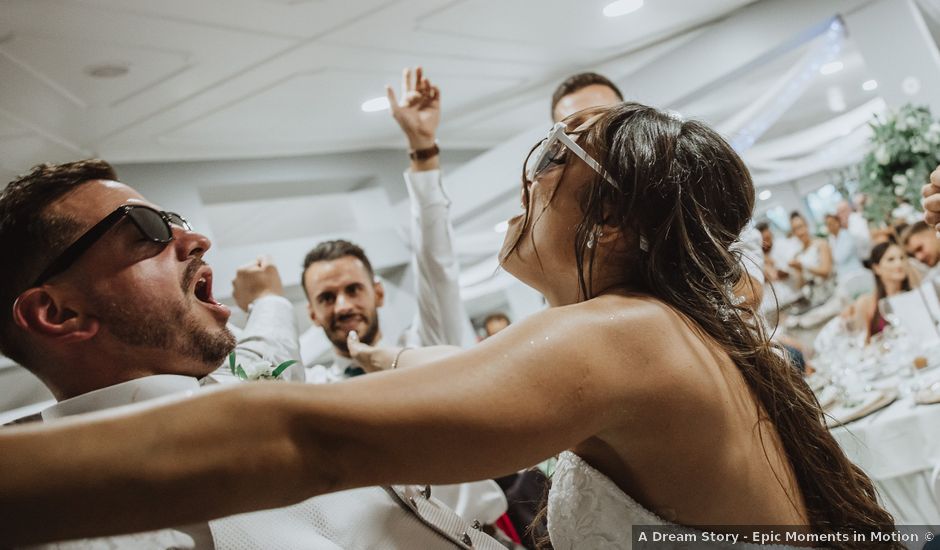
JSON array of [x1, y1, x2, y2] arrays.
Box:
[[831, 391, 940, 524]]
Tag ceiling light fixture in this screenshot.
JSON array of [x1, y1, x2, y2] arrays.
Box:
[[819, 61, 844, 75], [603, 0, 643, 18], [862, 79, 878, 91], [758, 190, 772, 201], [361, 96, 389, 112], [84, 63, 129, 78]]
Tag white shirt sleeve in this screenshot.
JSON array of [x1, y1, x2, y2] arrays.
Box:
[[209, 295, 303, 383], [399, 169, 474, 348]]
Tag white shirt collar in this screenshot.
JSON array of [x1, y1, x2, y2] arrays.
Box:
[[42, 374, 200, 421]]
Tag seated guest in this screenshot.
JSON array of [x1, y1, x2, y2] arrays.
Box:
[[482, 312, 511, 338], [757, 221, 789, 282], [0, 161, 501, 548], [903, 220, 940, 278], [825, 213, 864, 282], [788, 211, 834, 303], [842, 241, 920, 343]]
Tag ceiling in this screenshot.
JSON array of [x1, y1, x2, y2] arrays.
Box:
[[0, 0, 760, 175]]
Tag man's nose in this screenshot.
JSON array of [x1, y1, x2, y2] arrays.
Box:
[[173, 226, 212, 260], [334, 292, 354, 313]]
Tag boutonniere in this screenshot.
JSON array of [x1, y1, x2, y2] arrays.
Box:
[[228, 352, 297, 381]]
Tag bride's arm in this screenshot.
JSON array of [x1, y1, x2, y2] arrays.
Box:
[[1, 300, 664, 545]]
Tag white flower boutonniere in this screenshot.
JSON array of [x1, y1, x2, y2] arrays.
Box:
[[228, 352, 297, 381]]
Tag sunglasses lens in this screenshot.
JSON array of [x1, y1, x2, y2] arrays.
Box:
[[532, 139, 567, 181], [165, 212, 190, 231], [127, 207, 172, 241], [525, 139, 547, 181]]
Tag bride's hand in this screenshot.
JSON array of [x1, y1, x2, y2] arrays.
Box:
[[347, 331, 400, 372]]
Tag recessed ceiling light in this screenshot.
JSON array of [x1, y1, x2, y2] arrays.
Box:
[[603, 0, 643, 18], [758, 190, 772, 201], [493, 220, 509, 233], [361, 96, 389, 112], [820, 61, 844, 75], [84, 63, 129, 78], [902, 76, 921, 96], [862, 79, 878, 91]]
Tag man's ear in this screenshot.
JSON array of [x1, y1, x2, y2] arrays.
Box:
[[12, 287, 98, 343], [373, 279, 385, 308]]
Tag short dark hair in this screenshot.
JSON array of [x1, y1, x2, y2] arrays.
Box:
[[0, 159, 119, 363], [483, 312, 510, 326], [902, 220, 931, 244], [755, 221, 770, 233], [550, 72, 624, 119], [301, 239, 375, 295]]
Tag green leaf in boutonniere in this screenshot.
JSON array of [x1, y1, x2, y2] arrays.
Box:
[[271, 360, 298, 379], [228, 351, 237, 375], [235, 364, 249, 380]]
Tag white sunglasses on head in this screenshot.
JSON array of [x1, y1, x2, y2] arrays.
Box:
[[525, 122, 620, 190], [524, 122, 648, 252]]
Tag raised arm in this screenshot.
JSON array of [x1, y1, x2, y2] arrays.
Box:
[[213, 256, 302, 382], [388, 67, 473, 348]]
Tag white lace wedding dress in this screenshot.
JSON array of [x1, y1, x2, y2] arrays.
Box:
[[547, 451, 812, 549]]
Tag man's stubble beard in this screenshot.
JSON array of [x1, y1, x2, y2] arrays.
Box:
[[327, 310, 380, 354]]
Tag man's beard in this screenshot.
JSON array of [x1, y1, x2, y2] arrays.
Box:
[[90, 263, 236, 372], [327, 311, 380, 354]]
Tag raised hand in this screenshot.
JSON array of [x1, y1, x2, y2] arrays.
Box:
[[347, 330, 399, 372], [923, 165, 940, 229], [386, 66, 440, 151], [231, 255, 284, 312]]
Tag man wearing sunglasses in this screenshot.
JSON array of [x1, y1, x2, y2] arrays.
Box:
[[0, 160, 502, 549]]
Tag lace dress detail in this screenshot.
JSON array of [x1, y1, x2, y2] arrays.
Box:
[[547, 451, 810, 549]]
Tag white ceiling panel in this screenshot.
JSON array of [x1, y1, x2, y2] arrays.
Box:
[[1, 34, 190, 109], [206, 193, 359, 246], [157, 68, 525, 150]]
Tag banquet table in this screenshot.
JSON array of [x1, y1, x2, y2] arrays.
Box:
[[830, 390, 940, 524]]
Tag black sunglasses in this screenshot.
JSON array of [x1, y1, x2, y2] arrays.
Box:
[[33, 205, 190, 286]]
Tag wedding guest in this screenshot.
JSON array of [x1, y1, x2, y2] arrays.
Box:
[[0, 161, 500, 549], [757, 221, 789, 282], [841, 242, 920, 342], [550, 72, 623, 123], [836, 199, 872, 260], [903, 220, 940, 275], [299, 68, 506, 526], [825, 213, 864, 283], [482, 312, 511, 338], [302, 67, 473, 383], [788, 211, 834, 301]]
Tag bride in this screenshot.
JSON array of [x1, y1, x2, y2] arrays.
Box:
[[2, 103, 897, 548]]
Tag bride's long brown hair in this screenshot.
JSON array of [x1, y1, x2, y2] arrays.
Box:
[[510, 103, 898, 548]]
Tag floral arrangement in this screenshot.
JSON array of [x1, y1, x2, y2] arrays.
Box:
[[228, 352, 296, 381], [856, 104, 940, 224]]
